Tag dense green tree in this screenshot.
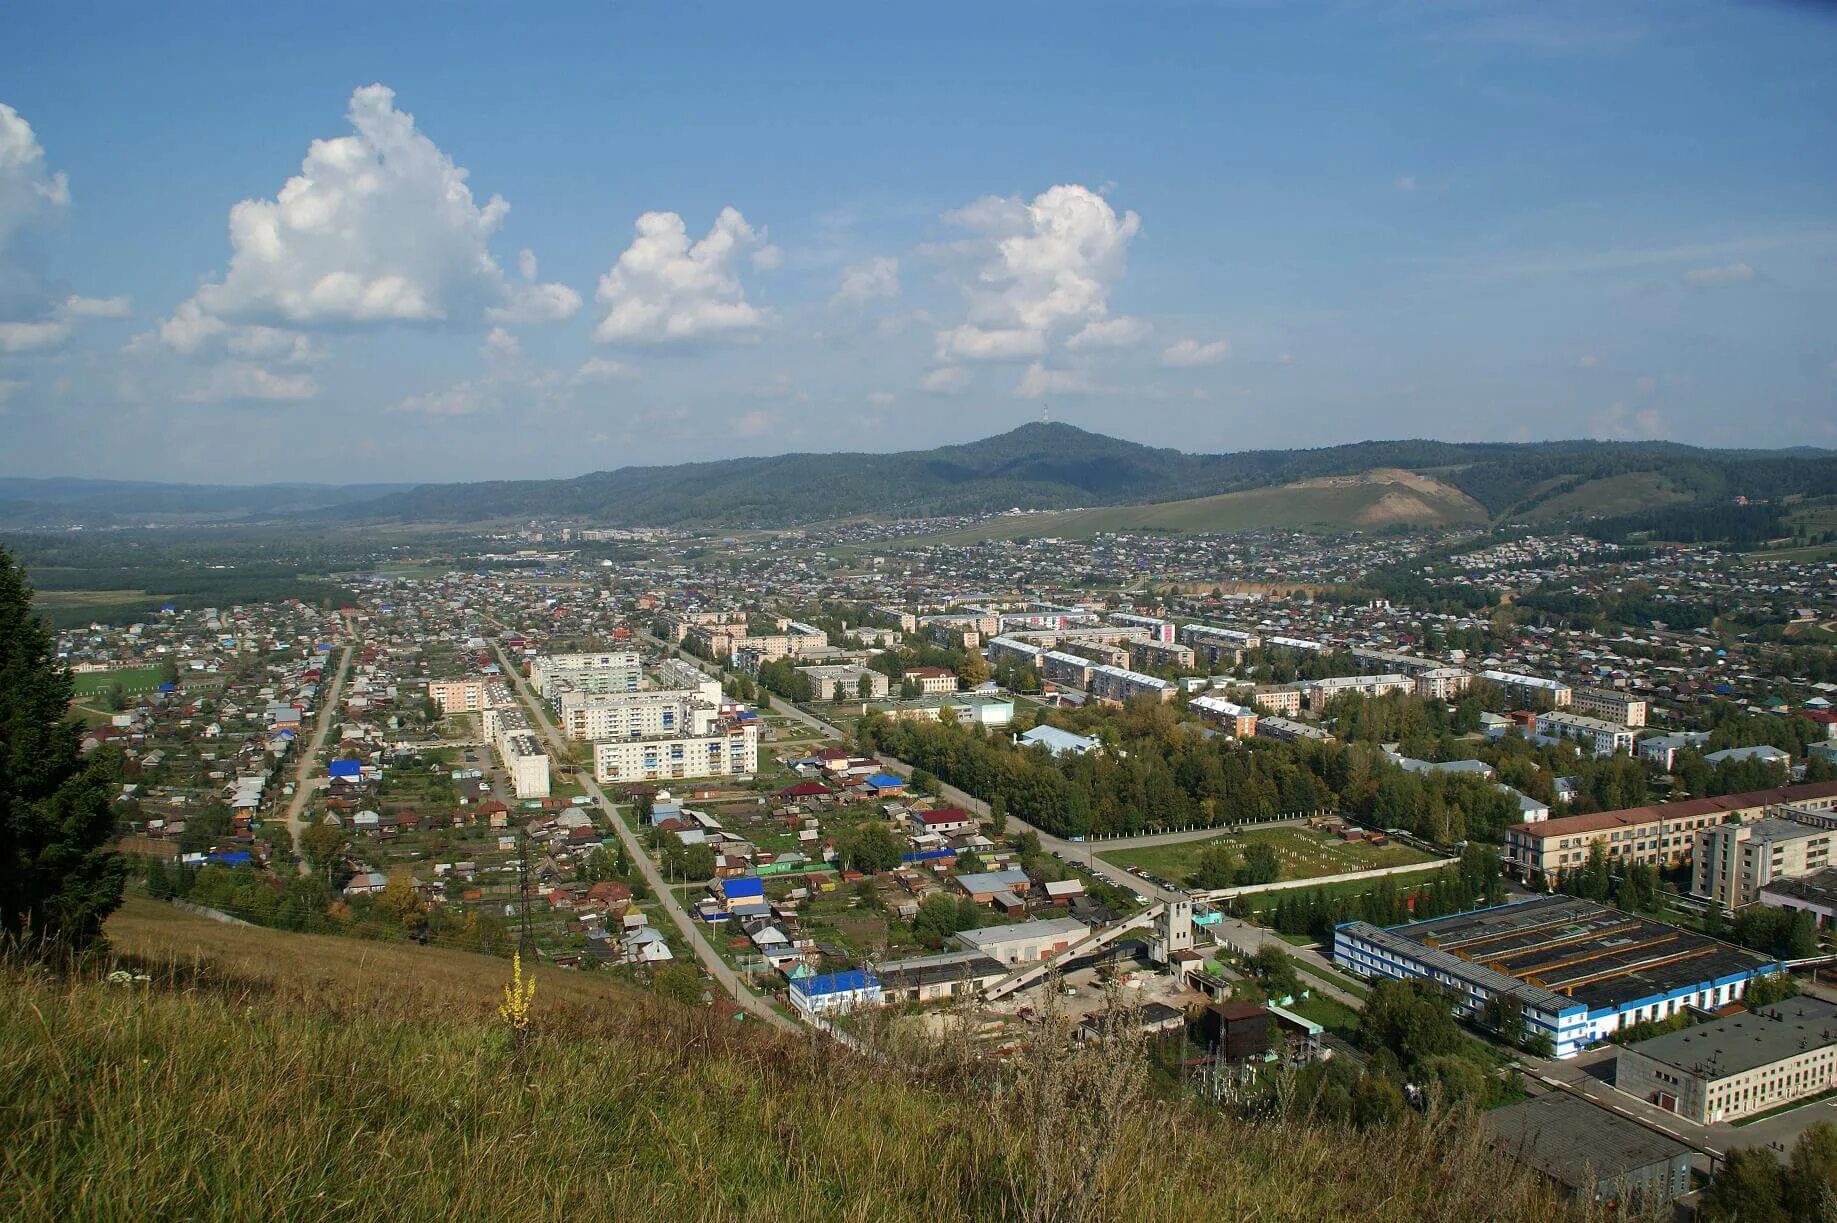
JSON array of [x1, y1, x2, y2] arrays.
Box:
[[0, 549, 126, 951], [1234, 842, 1281, 887], [838, 821, 903, 873], [1701, 1146, 1788, 1223], [1186, 843, 1238, 890], [1786, 1121, 1837, 1220]]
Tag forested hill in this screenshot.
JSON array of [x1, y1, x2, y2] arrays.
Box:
[[6, 425, 1832, 529], [311, 423, 1837, 528]]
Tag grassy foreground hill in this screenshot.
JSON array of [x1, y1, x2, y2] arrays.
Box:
[[0, 898, 1573, 1221]]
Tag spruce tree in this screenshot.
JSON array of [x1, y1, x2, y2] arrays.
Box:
[[0, 548, 126, 950]]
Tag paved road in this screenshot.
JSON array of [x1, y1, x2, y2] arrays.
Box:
[[671, 644, 1372, 1006], [491, 638, 798, 1035], [282, 643, 353, 865]]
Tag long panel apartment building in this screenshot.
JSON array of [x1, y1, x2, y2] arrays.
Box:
[[1481, 669, 1572, 709], [1503, 780, 1837, 884], [1179, 624, 1261, 666], [1572, 687, 1648, 728], [1535, 710, 1636, 756], [530, 651, 644, 697], [1087, 664, 1177, 705], [593, 717, 759, 784]]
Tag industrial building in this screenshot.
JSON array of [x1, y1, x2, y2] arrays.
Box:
[[1333, 896, 1779, 1058], [875, 951, 1008, 1004], [1483, 1091, 1690, 1206], [1616, 996, 1837, 1124], [1761, 869, 1837, 928], [1694, 816, 1837, 911], [953, 916, 1089, 965]]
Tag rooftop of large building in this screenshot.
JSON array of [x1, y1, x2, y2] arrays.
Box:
[[1342, 896, 1776, 1016], [1483, 1091, 1688, 1191], [1760, 867, 1837, 908], [1621, 996, 1837, 1079]]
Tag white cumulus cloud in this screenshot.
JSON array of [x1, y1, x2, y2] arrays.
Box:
[[1684, 262, 1754, 287], [593, 207, 774, 345], [160, 84, 576, 338], [60, 294, 131, 319], [180, 363, 319, 403], [921, 366, 971, 395], [935, 184, 1140, 363], [0, 104, 127, 349], [1066, 315, 1149, 351], [1014, 363, 1097, 397], [0, 102, 69, 256], [0, 320, 72, 352], [935, 324, 1046, 362], [833, 256, 900, 305], [1162, 337, 1232, 367]]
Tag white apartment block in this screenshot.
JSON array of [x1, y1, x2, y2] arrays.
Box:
[[482, 705, 550, 799], [426, 678, 487, 714], [1088, 664, 1177, 705], [592, 720, 759, 785], [1693, 817, 1837, 911], [1573, 686, 1649, 728], [798, 664, 889, 701], [1179, 624, 1261, 665], [1481, 669, 1572, 709], [559, 690, 712, 741], [1536, 709, 1636, 756], [1414, 667, 1473, 701], [530, 651, 644, 697], [1299, 673, 1412, 710], [1350, 646, 1437, 676]]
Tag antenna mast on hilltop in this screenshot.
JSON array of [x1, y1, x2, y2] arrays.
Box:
[[1040, 403, 1049, 424]]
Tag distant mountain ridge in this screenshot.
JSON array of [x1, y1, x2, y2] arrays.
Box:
[[4, 424, 1833, 530], [311, 423, 1836, 528]]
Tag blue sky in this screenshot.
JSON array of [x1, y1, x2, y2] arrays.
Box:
[[1, 1, 1833, 483]]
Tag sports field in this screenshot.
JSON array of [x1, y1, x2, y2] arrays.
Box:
[[71, 665, 165, 696], [1096, 824, 1433, 886]]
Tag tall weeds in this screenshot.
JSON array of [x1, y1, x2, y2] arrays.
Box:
[[0, 898, 1592, 1221]]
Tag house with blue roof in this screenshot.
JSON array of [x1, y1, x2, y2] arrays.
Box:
[[863, 772, 907, 795], [789, 969, 883, 1016]]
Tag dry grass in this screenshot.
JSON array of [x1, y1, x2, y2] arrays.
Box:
[[0, 898, 1594, 1221]]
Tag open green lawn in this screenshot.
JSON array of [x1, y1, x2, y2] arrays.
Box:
[[71, 665, 165, 696], [1097, 825, 1434, 887], [1285, 992, 1361, 1038]]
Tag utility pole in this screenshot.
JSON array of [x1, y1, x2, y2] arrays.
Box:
[[517, 832, 534, 960]]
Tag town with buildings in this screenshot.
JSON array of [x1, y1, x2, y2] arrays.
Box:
[[28, 505, 1837, 1215], [7, 6, 1837, 1213]]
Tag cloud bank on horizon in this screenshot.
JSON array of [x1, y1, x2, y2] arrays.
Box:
[[0, 2, 1834, 481]]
